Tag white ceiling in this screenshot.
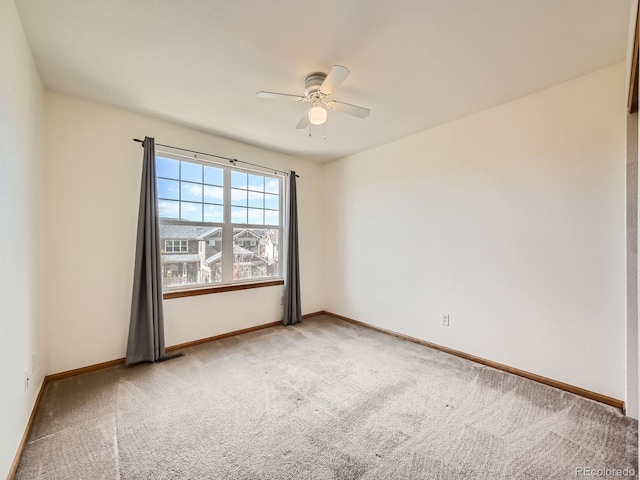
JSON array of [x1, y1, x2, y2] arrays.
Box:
[[15, 0, 633, 162]]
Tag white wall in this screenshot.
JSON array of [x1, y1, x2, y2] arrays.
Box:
[[0, 0, 46, 477], [324, 64, 627, 400], [44, 92, 324, 374]]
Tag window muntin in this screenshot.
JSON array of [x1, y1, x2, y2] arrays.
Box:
[[229, 169, 280, 226], [157, 157, 224, 223], [157, 155, 282, 291]]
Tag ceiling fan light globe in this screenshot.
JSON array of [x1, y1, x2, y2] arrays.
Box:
[[308, 106, 327, 125]]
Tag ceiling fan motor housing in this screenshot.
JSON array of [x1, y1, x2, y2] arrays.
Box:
[[304, 72, 327, 98]]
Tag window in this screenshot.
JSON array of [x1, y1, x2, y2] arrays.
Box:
[[157, 155, 282, 290], [165, 240, 188, 253]]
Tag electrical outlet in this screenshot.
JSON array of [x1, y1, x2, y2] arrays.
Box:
[[24, 371, 30, 391], [441, 314, 450, 326]]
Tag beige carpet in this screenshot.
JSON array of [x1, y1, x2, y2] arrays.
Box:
[[15, 315, 638, 479]]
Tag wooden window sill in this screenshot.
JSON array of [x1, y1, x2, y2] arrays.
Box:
[[163, 279, 284, 299]]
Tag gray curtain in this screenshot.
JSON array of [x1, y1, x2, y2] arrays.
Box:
[[283, 171, 302, 325], [126, 137, 166, 365]]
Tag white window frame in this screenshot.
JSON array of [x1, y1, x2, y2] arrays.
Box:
[[165, 240, 188, 253], [157, 152, 284, 291]]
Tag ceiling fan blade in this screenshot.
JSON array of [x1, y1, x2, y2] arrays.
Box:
[[319, 65, 350, 95], [295, 109, 310, 129], [257, 91, 308, 102], [327, 100, 370, 119]]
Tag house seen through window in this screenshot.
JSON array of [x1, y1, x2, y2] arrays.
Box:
[[156, 155, 282, 289]]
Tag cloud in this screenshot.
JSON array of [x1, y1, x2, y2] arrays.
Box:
[[231, 208, 247, 223], [265, 210, 279, 225], [204, 185, 223, 202], [158, 200, 179, 218], [265, 178, 279, 194]]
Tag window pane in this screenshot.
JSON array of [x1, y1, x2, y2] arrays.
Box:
[[231, 207, 247, 224], [181, 202, 202, 222], [265, 177, 279, 194], [157, 178, 180, 200], [204, 185, 223, 204], [231, 188, 247, 207], [264, 193, 279, 210], [248, 208, 263, 224], [181, 182, 202, 202], [265, 210, 279, 226], [231, 171, 247, 189], [232, 228, 279, 280], [248, 191, 264, 208], [204, 166, 223, 186], [181, 162, 202, 183], [158, 200, 179, 219], [157, 157, 179, 179], [204, 204, 223, 223], [248, 174, 264, 192]]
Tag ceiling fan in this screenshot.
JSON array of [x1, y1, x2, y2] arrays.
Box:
[[257, 65, 370, 130]]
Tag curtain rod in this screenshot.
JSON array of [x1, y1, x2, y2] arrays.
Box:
[[132, 138, 298, 177]]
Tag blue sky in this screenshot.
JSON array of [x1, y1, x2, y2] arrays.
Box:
[[156, 156, 280, 225]]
